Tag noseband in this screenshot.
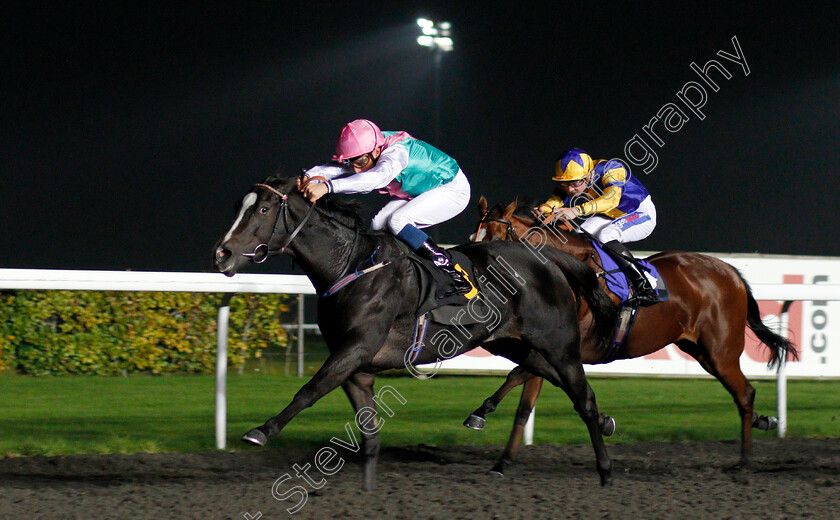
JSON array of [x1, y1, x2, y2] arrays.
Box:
[[242, 183, 316, 263], [474, 210, 520, 242]]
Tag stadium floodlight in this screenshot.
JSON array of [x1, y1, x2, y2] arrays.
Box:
[[415, 17, 453, 241], [415, 18, 453, 52]]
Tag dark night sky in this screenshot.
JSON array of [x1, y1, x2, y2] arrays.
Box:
[[1, 1, 838, 273]]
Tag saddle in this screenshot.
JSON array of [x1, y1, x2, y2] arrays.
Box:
[[590, 241, 668, 363], [591, 241, 668, 306], [391, 241, 488, 366], [391, 240, 484, 323]]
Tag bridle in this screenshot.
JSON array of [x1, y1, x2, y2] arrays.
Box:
[[242, 182, 317, 263], [473, 208, 577, 243], [473, 209, 521, 242]]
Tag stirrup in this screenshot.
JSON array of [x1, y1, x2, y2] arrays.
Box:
[[444, 274, 472, 296], [628, 287, 660, 307]]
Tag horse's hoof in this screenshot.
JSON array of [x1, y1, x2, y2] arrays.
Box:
[[463, 414, 486, 430], [752, 415, 779, 431], [241, 429, 267, 446], [723, 461, 750, 473], [600, 416, 616, 437], [487, 460, 508, 476]]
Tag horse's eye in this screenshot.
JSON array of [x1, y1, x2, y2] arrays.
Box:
[[259, 206, 269, 215]]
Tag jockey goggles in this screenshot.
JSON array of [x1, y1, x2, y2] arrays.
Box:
[[336, 153, 372, 168]]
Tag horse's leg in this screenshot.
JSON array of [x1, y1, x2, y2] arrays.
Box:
[[488, 375, 544, 476], [341, 372, 380, 491], [527, 341, 612, 486], [560, 363, 611, 485], [243, 351, 364, 445], [484, 357, 616, 476], [464, 366, 537, 430], [677, 337, 756, 469]]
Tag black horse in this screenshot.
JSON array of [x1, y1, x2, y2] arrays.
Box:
[[213, 176, 620, 490]]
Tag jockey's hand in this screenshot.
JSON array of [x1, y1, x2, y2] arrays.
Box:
[[532, 205, 554, 222], [295, 175, 309, 191], [301, 181, 329, 203], [551, 207, 580, 223]]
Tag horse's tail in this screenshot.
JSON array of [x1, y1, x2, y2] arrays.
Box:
[[737, 269, 798, 368], [548, 249, 619, 351]]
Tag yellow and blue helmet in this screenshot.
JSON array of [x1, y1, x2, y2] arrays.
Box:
[[553, 148, 593, 182]]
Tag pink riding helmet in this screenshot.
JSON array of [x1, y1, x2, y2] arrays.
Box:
[[332, 119, 386, 163]]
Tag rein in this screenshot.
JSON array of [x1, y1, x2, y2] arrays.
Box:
[[242, 183, 317, 263], [239, 177, 397, 296], [476, 204, 592, 245], [242, 179, 373, 293]]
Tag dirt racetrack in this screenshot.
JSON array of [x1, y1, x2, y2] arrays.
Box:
[[1, 437, 838, 520]]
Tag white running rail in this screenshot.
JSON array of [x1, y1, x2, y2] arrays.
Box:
[[1, 269, 838, 447]]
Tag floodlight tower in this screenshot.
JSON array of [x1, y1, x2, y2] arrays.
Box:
[[416, 18, 453, 146]]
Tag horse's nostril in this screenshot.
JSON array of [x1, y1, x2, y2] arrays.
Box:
[[215, 247, 231, 262]]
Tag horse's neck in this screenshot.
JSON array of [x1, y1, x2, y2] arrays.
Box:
[[512, 218, 619, 303], [287, 212, 373, 293], [515, 219, 595, 262], [558, 233, 595, 262]]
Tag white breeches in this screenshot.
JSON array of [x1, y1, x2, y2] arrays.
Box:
[[580, 195, 657, 243], [371, 170, 471, 235]]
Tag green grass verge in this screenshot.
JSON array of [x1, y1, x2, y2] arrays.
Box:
[[0, 373, 837, 457]]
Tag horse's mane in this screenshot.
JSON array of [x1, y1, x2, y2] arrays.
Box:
[[488, 196, 538, 224], [262, 175, 368, 230], [513, 196, 541, 219]]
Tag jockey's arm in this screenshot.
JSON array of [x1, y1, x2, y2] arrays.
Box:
[[328, 144, 408, 194], [303, 164, 350, 181], [577, 185, 622, 216], [538, 195, 565, 215], [575, 163, 626, 217]]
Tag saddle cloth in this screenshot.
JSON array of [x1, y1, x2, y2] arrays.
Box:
[[591, 242, 668, 305]]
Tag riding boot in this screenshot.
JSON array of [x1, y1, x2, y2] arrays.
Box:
[[415, 239, 473, 296], [601, 240, 660, 307]]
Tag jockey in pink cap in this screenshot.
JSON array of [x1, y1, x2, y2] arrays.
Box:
[[300, 119, 472, 295]]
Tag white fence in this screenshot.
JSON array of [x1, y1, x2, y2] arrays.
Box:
[[1, 256, 838, 448], [0, 268, 315, 450]]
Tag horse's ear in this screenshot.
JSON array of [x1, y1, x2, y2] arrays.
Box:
[[503, 199, 517, 218], [478, 196, 488, 215]]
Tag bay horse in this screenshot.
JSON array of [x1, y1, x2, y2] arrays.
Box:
[[468, 196, 795, 475], [213, 177, 621, 490]]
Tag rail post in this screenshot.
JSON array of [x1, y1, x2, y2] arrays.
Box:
[[776, 300, 794, 438], [216, 293, 234, 449], [524, 408, 535, 446], [297, 294, 305, 377]]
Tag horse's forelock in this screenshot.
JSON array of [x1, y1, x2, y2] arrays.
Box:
[[259, 175, 295, 192]]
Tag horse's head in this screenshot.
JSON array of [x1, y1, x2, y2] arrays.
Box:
[[474, 196, 594, 263], [473, 196, 535, 242], [214, 176, 305, 276]]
